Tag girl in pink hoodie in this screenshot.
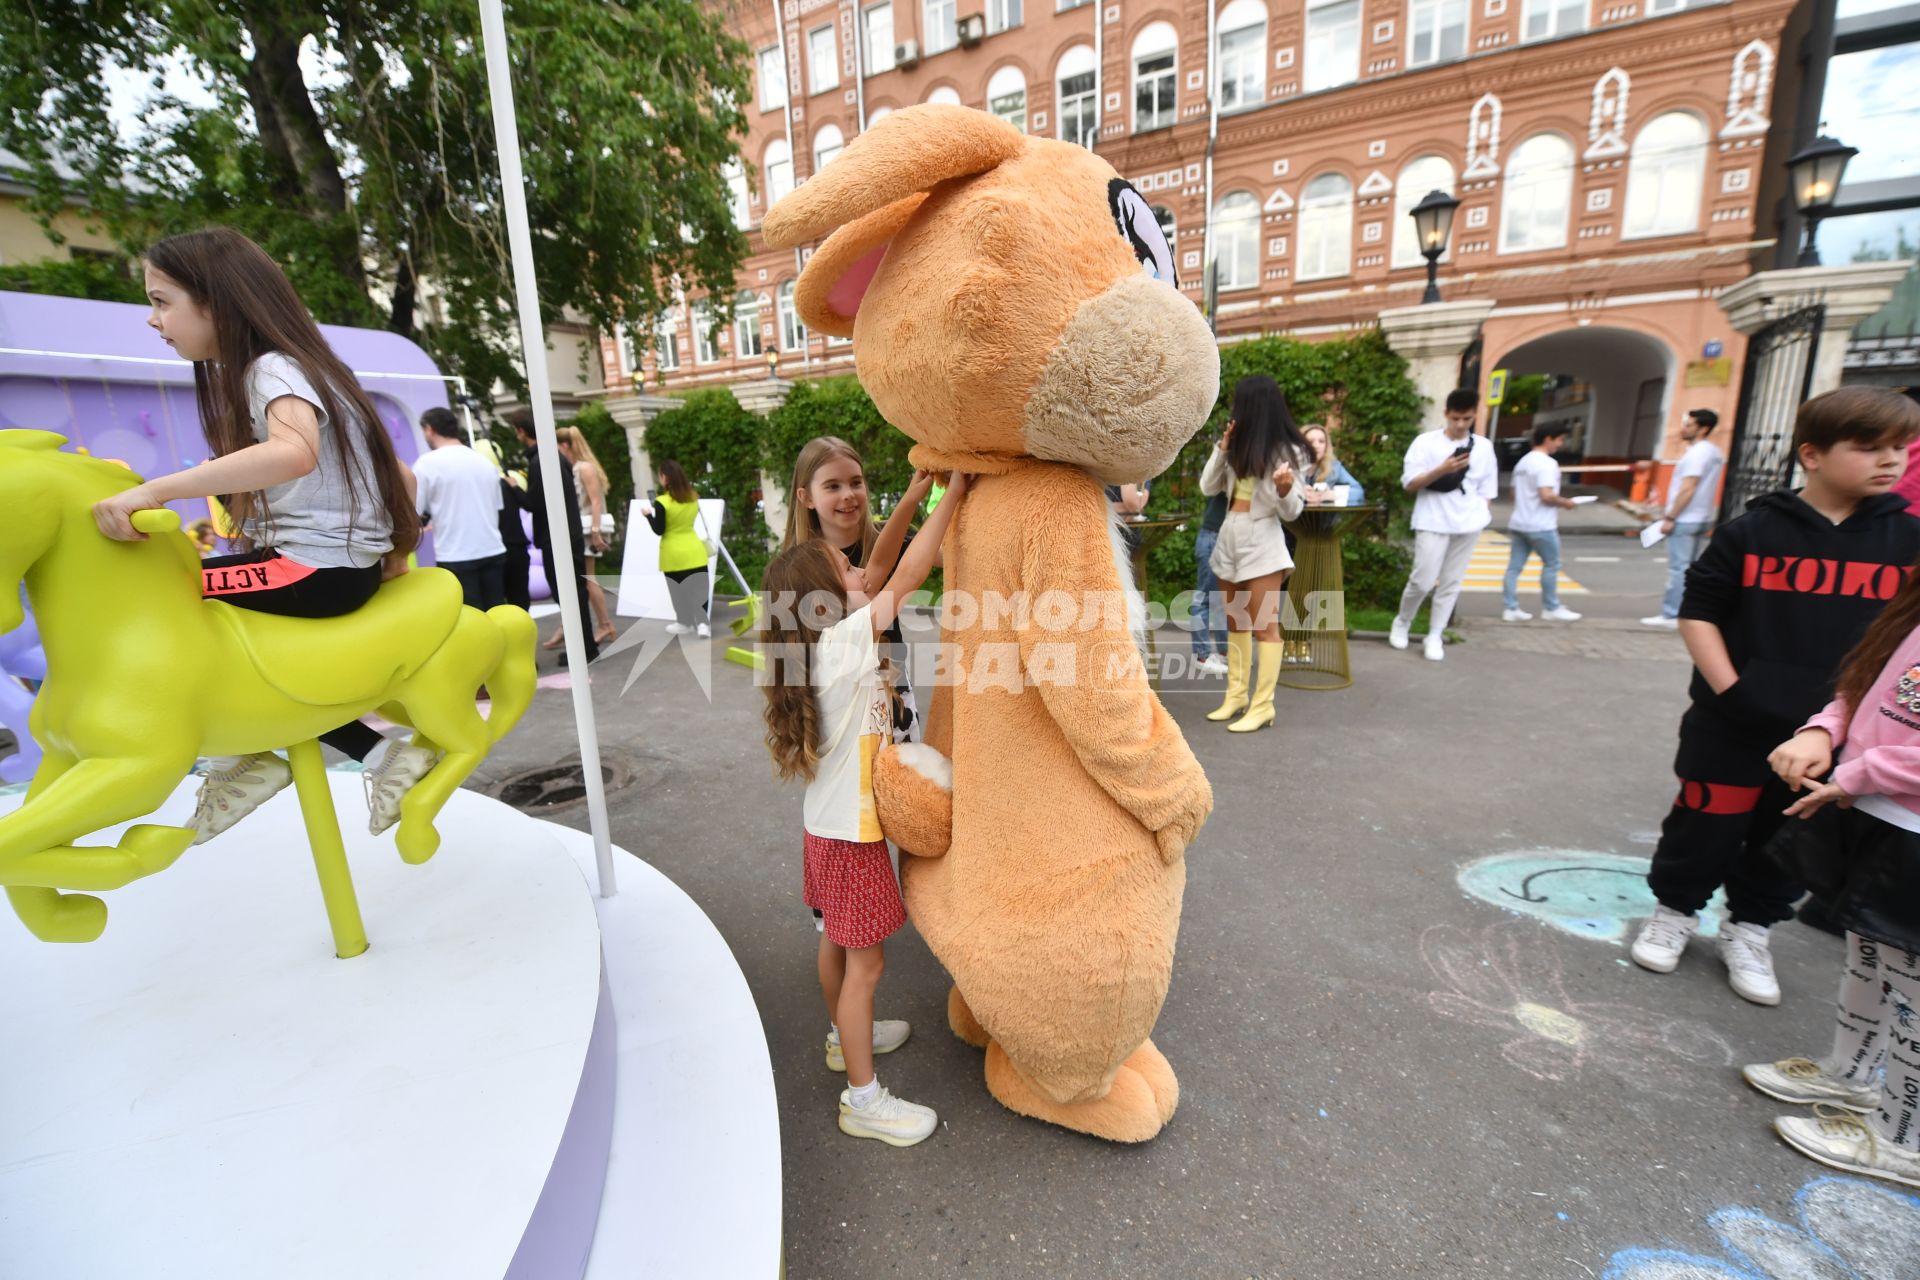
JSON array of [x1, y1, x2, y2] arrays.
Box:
[[1750, 579, 1920, 1190]]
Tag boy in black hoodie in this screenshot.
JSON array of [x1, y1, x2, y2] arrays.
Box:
[[1632, 387, 1920, 1004]]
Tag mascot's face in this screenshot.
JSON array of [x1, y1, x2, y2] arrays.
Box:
[[763, 106, 1218, 484]]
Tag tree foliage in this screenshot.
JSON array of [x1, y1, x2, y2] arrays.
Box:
[[0, 0, 751, 398], [0, 252, 145, 303]]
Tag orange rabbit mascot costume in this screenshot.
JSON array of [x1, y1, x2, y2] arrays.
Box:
[[765, 104, 1215, 1142]]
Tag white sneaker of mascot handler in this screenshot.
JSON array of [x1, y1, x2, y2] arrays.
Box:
[[765, 103, 1216, 1144]]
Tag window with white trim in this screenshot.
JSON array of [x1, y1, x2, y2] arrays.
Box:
[[926, 85, 962, 105], [987, 66, 1027, 133], [778, 280, 806, 351], [1304, 0, 1361, 93], [1622, 111, 1707, 238], [1212, 191, 1261, 290], [734, 292, 764, 358], [808, 25, 838, 94], [758, 46, 788, 111], [987, 0, 1022, 34], [1499, 133, 1573, 252], [1057, 45, 1097, 148], [692, 301, 718, 365], [924, 0, 957, 53], [723, 160, 750, 229], [1132, 23, 1179, 132], [765, 139, 794, 206], [1521, 0, 1585, 40], [614, 324, 637, 379], [1298, 173, 1353, 280], [655, 315, 681, 372], [1217, 0, 1268, 112], [1407, 0, 1467, 67], [867, 105, 894, 128], [814, 123, 845, 170], [1391, 154, 1455, 268], [864, 3, 896, 73]]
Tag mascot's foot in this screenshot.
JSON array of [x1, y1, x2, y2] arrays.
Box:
[[6, 886, 108, 943], [983, 1038, 1176, 1143], [948, 985, 989, 1049]]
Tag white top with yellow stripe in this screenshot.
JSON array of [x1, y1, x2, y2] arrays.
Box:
[[804, 604, 893, 843]]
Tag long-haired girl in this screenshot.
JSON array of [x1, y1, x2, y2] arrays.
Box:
[[1197, 375, 1312, 734], [553, 425, 617, 645], [90, 225, 435, 842], [761, 471, 967, 1147], [642, 459, 712, 636]]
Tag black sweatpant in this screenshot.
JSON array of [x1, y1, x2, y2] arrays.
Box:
[[441, 553, 507, 611], [200, 549, 387, 761], [502, 542, 532, 610], [1647, 704, 1804, 926]]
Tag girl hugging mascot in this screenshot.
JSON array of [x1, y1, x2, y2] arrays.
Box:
[[765, 104, 1216, 1142]]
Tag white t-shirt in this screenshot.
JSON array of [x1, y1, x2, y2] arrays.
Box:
[[1509, 449, 1562, 533], [1669, 439, 1725, 524], [1403, 428, 1499, 534], [244, 352, 393, 569], [414, 443, 506, 563], [803, 605, 892, 843]]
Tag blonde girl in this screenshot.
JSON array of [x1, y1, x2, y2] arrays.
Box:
[[551, 425, 616, 645]]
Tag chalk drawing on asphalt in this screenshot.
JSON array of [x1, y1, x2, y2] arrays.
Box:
[[1421, 919, 1732, 1089], [1602, 1175, 1920, 1279], [1457, 850, 1728, 945]]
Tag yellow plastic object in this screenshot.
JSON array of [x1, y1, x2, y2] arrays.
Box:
[[0, 431, 538, 954]]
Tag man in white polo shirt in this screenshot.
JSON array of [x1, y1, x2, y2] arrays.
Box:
[[1391, 388, 1500, 661], [1642, 408, 1724, 629], [414, 407, 507, 609]]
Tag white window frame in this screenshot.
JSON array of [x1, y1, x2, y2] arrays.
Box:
[[1216, 1, 1268, 112], [734, 292, 765, 359], [1212, 191, 1261, 290], [808, 25, 839, 94], [765, 140, 795, 207], [1622, 111, 1708, 239], [1499, 133, 1574, 254], [1057, 45, 1098, 148], [987, 0, 1022, 34], [1391, 155, 1455, 268], [777, 280, 806, 352], [757, 46, 788, 112], [1406, 0, 1467, 68], [723, 159, 750, 230], [813, 123, 845, 171], [655, 315, 681, 373], [1304, 0, 1361, 93], [691, 302, 718, 365], [987, 66, 1027, 133], [925, 85, 962, 105], [614, 324, 638, 379], [1297, 173, 1354, 281], [1132, 23, 1179, 133], [924, 0, 957, 54], [864, 3, 896, 73], [1521, 0, 1586, 41]]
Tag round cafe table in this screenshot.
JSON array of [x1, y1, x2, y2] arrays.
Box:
[[1276, 501, 1384, 691]]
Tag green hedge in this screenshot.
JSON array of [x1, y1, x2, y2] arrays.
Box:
[[642, 387, 773, 584]]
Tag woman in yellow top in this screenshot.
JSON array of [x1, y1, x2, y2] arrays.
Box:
[[644, 459, 712, 636]]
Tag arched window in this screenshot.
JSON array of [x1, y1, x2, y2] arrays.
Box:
[[1056, 45, 1097, 148], [723, 159, 750, 229], [734, 291, 764, 359], [1499, 133, 1572, 253], [987, 66, 1027, 133], [867, 105, 893, 129], [764, 139, 794, 206], [777, 280, 806, 352], [1212, 191, 1260, 290], [813, 123, 845, 171], [925, 85, 962, 106], [1392, 154, 1457, 268], [1297, 173, 1353, 280], [1217, 0, 1267, 112], [1623, 111, 1708, 239], [1132, 22, 1178, 132]]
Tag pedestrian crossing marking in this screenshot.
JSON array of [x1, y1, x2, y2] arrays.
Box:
[[1461, 529, 1588, 594]]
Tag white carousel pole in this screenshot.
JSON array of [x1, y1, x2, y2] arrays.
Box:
[[477, 0, 617, 897]]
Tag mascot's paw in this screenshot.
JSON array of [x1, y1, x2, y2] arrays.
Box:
[[948, 984, 989, 1049], [874, 742, 952, 858], [983, 1039, 1173, 1143], [1153, 774, 1214, 866], [1124, 1038, 1180, 1126]]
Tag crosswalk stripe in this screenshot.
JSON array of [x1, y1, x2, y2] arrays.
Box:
[[1458, 529, 1588, 594]]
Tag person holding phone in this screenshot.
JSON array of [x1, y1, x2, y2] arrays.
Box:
[[1390, 389, 1499, 661]]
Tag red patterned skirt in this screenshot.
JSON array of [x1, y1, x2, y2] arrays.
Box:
[[802, 832, 905, 950]]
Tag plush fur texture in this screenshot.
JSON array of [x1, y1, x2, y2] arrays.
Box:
[[768, 102, 1215, 1143]]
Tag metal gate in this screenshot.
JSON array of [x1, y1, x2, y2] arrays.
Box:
[[1721, 304, 1824, 520]]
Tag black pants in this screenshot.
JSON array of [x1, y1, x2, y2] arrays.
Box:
[[665, 566, 710, 628], [441, 553, 506, 611], [502, 542, 532, 610], [1647, 705, 1804, 926], [200, 549, 387, 760], [537, 533, 600, 661]]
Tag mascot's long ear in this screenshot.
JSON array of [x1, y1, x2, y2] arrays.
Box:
[[763, 103, 1025, 337]]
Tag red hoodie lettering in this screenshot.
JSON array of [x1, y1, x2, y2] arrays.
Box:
[[1740, 554, 1909, 600]]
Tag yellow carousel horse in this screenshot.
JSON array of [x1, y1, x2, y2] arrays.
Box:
[[0, 430, 537, 953]]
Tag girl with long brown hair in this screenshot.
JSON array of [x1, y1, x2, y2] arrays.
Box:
[[90, 225, 434, 844], [760, 471, 967, 1148], [641, 458, 713, 636]]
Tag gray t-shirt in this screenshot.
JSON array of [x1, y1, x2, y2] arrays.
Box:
[[244, 352, 394, 569]]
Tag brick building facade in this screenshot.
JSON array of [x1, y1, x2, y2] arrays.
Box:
[[601, 0, 1804, 468]]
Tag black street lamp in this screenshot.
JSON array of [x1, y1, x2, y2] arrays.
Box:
[[1786, 133, 1858, 268], [1410, 188, 1462, 304]]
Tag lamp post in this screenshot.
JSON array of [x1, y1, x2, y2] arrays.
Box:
[[1786, 133, 1858, 268], [1410, 189, 1462, 305], [764, 347, 781, 380]]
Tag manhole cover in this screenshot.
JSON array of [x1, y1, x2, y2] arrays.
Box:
[[492, 754, 631, 811]]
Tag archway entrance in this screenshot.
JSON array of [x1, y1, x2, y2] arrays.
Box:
[[1490, 325, 1676, 490]]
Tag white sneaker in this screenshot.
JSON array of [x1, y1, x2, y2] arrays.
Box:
[[189, 753, 293, 844], [1630, 904, 1700, 973], [838, 1085, 938, 1147], [1502, 608, 1533, 622], [1775, 1107, 1920, 1190], [365, 741, 441, 836], [1198, 653, 1229, 676], [826, 1019, 912, 1072], [1743, 1057, 1880, 1112], [1388, 617, 1411, 650], [1719, 922, 1782, 1005], [1541, 606, 1582, 622], [1641, 615, 1680, 630], [696, 622, 711, 638], [665, 622, 692, 635], [1423, 633, 1445, 661]]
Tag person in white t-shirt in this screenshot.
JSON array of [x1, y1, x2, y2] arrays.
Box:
[[413, 408, 506, 610], [760, 471, 968, 1149], [1643, 408, 1725, 629], [1391, 388, 1500, 661], [1502, 423, 1584, 623]]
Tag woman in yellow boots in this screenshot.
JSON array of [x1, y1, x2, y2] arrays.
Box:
[[1198, 376, 1311, 732]]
